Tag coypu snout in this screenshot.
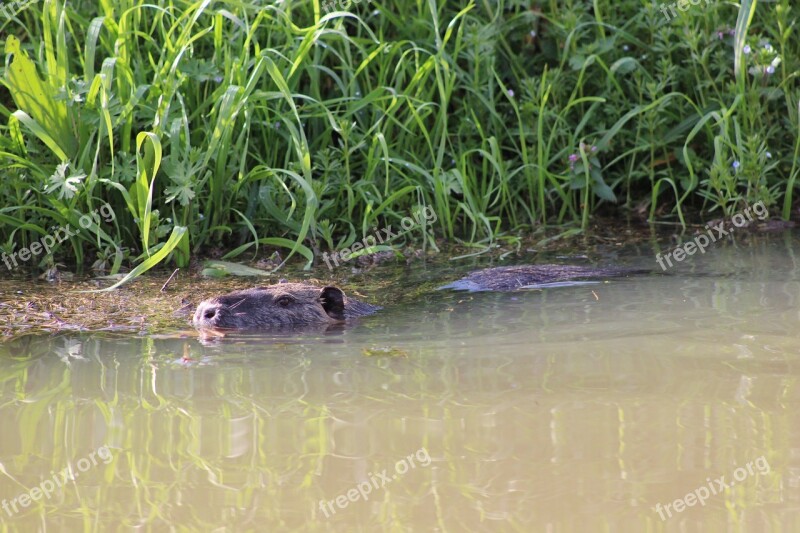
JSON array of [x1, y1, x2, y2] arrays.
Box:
[[195, 301, 222, 323], [192, 282, 380, 330]]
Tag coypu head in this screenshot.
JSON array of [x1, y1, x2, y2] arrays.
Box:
[[193, 282, 349, 330]]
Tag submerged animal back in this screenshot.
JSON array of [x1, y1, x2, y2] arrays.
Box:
[[439, 264, 647, 291]]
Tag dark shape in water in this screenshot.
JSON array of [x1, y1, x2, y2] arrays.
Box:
[[193, 265, 648, 330], [438, 264, 648, 292], [193, 282, 381, 330]]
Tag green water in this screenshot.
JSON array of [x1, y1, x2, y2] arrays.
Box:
[[1, 232, 800, 531]]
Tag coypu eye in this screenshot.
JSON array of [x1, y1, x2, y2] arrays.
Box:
[[276, 295, 293, 307]]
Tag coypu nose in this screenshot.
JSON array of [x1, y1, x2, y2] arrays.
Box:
[[194, 302, 221, 326]]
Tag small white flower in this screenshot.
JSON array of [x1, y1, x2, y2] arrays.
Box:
[[530, 30, 536, 38], [507, 89, 515, 98], [766, 65, 775, 74], [623, 45, 629, 52], [766, 152, 772, 159], [743, 45, 751, 54]]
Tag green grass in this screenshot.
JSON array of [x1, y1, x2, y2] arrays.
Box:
[[0, 0, 797, 278]]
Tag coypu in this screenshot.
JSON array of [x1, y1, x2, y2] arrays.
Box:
[[192, 264, 647, 330], [192, 282, 380, 330], [438, 264, 647, 292]]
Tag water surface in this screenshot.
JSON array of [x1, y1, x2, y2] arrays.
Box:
[[1, 232, 799, 531]]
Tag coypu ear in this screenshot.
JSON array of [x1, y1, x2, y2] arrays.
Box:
[[319, 286, 346, 320]]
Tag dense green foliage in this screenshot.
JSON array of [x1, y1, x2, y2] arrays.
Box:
[[0, 0, 795, 276]]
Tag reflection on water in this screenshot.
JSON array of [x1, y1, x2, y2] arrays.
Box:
[[2, 233, 800, 530]]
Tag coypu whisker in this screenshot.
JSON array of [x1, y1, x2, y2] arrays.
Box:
[[227, 298, 248, 311]]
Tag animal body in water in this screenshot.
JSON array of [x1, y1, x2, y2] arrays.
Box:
[[437, 264, 646, 292], [192, 282, 380, 330], [192, 265, 646, 330]]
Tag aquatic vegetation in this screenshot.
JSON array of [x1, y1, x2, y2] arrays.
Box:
[[0, 0, 797, 279]]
